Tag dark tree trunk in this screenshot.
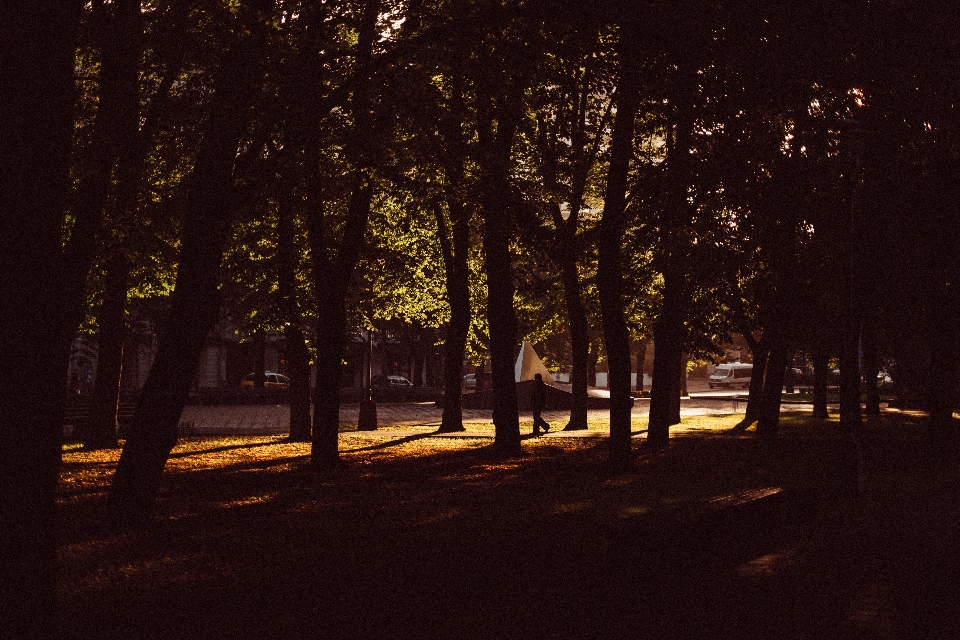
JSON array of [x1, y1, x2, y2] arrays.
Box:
[[435, 201, 470, 432], [648, 58, 695, 448], [277, 188, 311, 441], [587, 343, 598, 387], [649, 274, 684, 443], [839, 312, 862, 432], [635, 339, 648, 394], [307, 0, 379, 468], [812, 350, 830, 419], [756, 330, 789, 438], [784, 355, 796, 394], [482, 182, 521, 452], [310, 182, 373, 468], [0, 4, 79, 636], [108, 6, 268, 525], [560, 245, 590, 430], [476, 84, 523, 454], [253, 331, 266, 389], [59, 0, 141, 362], [669, 353, 684, 426], [285, 325, 312, 441], [862, 317, 881, 416], [927, 289, 960, 462], [435, 76, 471, 432], [82, 254, 129, 449], [597, 26, 641, 467], [475, 363, 487, 393], [735, 327, 769, 428]]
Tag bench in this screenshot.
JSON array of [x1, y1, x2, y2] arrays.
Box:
[[63, 395, 137, 439]]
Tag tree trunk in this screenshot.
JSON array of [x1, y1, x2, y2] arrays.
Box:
[[253, 331, 266, 389], [277, 182, 312, 441], [862, 317, 881, 416], [82, 254, 129, 449], [648, 58, 695, 448], [560, 244, 590, 430], [669, 353, 687, 426], [784, 355, 796, 394], [635, 339, 648, 394], [927, 289, 960, 462], [738, 333, 769, 428], [435, 200, 470, 432], [475, 83, 523, 454], [310, 182, 373, 468], [756, 331, 789, 438], [307, 0, 379, 468], [812, 350, 830, 419], [649, 274, 684, 444], [0, 4, 79, 636], [59, 0, 141, 367], [108, 6, 268, 525], [587, 343, 598, 387], [597, 26, 641, 467]]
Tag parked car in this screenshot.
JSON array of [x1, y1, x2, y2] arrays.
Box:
[[241, 372, 291, 389], [708, 363, 753, 389], [374, 375, 413, 388]]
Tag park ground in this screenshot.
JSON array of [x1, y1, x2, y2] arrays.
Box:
[[57, 408, 960, 639]]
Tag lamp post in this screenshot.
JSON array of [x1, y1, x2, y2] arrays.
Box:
[[838, 115, 866, 496], [358, 320, 378, 431], [839, 117, 865, 434]]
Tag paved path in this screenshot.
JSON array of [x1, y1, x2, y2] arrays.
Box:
[[178, 393, 791, 438]]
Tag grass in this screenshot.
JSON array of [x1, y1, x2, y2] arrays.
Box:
[[56, 412, 960, 639]]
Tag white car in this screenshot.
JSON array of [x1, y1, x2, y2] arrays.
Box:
[[708, 363, 753, 389], [241, 372, 291, 388]]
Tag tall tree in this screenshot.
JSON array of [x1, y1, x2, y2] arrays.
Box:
[[597, 19, 642, 467], [0, 3, 80, 636], [307, 0, 383, 469], [109, 0, 272, 524]]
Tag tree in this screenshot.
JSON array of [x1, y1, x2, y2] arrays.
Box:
[[0, 3, 80, 636], [597, 18, 643, 467], [109, 0, 273, 524]]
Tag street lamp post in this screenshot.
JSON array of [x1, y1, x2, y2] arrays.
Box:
[[838, 116, 866, 496], [840, 117, 865, 434], [358, 323, 378, 431]]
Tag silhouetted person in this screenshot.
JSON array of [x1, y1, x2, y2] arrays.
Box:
[[532, 373, 550, 436]]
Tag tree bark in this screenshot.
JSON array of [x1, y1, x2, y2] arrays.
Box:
[[756, 329, 789, 438], [307, 0, 379, 468], [0, 4, 79, 636], [812, 349, 830, 419], [648, 57, 695, 448], [862, 316, 881, 416], [476, 81, 523, 453], [310, 181, 373, 468], [597, 25, 642, 467], [253, 330, 266, 389], [82, 254, 129, 449], [927, 287, 960, 462], [435, 202, 470, 433], [649, 271, 684, 444], [277, 185, 311, 441], [635, 339, 648, 394], [742, 338, 770, 426], [435, 76, 470, 433], [559, 242, 590, 430], [108, 4, 269, 525]]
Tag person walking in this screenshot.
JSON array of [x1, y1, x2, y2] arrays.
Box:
[[532, 373, 550, 436]]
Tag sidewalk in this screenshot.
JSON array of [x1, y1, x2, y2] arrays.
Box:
[[177, 392, 785, 437]]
